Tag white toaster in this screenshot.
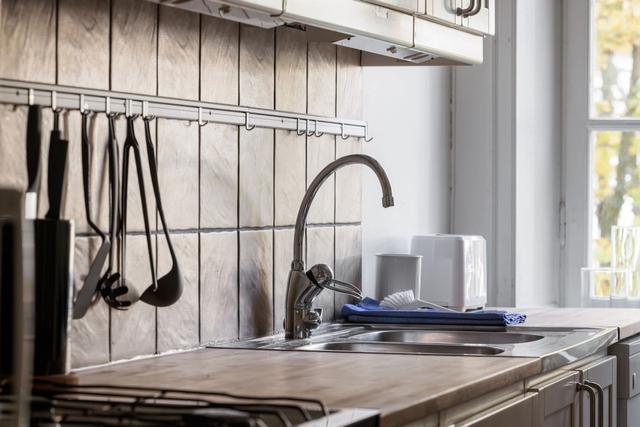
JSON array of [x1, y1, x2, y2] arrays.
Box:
[[410, 234, 487, 311]]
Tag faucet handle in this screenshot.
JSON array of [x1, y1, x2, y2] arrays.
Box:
[[303, 307, 323, 330]]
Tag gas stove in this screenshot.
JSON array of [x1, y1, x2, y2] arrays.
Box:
[[0, 380, 379, 426]]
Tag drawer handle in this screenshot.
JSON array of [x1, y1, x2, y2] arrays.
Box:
[[456, 0, 475, 16], [584, 380, 604, 427], [633, 372, 637, 390], [577, 382, 598, 426], [465, 0, 483, 17]]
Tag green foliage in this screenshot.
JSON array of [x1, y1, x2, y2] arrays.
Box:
[[593, 0, 640, 266]]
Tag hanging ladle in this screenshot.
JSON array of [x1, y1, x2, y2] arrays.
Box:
[[138, 117, 183, 307]]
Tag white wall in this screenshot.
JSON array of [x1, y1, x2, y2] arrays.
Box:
[[361, 67, 452, 297], [514, 0, 563, 306], [453, 0, 563, 307]]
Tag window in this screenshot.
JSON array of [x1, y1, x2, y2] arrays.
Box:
[[590, 0, 640, 267], [563, 0, 640, 305]]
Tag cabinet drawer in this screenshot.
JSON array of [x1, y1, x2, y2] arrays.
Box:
[[610, 335, 640, 399]]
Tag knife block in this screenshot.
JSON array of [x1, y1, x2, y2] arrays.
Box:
[[33, 218, 74, 376]]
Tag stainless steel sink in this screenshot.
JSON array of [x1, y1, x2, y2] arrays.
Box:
[[350, 330, 544, 345], [299, 341, 504, 355], [208, 323, 618, 372]]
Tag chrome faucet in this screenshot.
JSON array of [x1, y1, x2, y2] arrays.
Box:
[[284, 154, 394, 339]]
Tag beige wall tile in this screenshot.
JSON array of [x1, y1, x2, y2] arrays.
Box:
[[111, 0, 157, 95], [335, 47, 364, 223], [158, 6, 199, 100], [334, 225, 362, 316], [0, 0, 56, 83], [275, 27, 306, 114], [306, 134, 335, 224], [306, 43, 337, 224], [0, 106, 52, 195], [157, 120, 199, 230], [201, 16, 239, 105], [201, 124, 238, 229], [111, 234, 157, 361], [337, 47, 363, 120], [273, 228, 295, 333], [239, 230, 273, 339], [306, 226, 335, 320], [157, 233, 199, 352], [335, 139, 362, 223], [308, 43, 336, 117], [239, 25, 274, 109], [70, 237, 109, 368], [58, 0, 110, 89], [239, 128, 273, 227], [201, 231, 238, 343], [274, 130, 305, 226]]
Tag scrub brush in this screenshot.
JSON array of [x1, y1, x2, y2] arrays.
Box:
[[379, 290, 458, 312]]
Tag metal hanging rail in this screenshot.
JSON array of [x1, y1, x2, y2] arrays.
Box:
[[0, 79, 373, 141]]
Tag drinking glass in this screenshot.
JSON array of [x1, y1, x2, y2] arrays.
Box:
[[580, 267, 631, 307]]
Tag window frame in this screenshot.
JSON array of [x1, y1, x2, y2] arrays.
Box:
[[563, 0, 640, 306]]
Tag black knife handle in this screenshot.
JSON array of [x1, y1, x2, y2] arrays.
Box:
[[46, 139, 68, 220], [26, 105, 42, 192]]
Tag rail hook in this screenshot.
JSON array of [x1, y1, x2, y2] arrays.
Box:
[[197, 107, 207, 127], [244, 111, 255, 131], [296, 118, 306, 136], [362, 125, 373, 143], [305, 119, 314, 137], [340, 123, 349, 140], [51, 91, 63, 114], [314, 120, 323, 137], [27, 88, 34, 106], [142, 101, 155, 121]]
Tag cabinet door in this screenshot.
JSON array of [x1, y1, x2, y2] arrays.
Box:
[[463, 0, 493, 35], [454, 392, 540, 427], [426, 0, 461, 25], [576, 356, 617, 427], [361, 0, 422, 14], [529, 371, 580, 427]]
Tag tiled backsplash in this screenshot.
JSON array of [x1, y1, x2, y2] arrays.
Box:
[[0, 0, 363, 368]]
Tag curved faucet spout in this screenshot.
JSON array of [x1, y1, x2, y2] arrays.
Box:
[[284, 154, 394, 339], [291, 154, 394, 272]]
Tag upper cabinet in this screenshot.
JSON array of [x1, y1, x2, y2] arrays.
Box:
[[146, 0, 495, 65]]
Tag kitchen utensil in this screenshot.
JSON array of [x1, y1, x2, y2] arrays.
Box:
[[375, 254, 422, 301], [410, 234, 487, 311], [139, 117, 183, 307], [119, 115, 158, 306], [379, 290, 456, 312], [99, 114, 132, 309], [25, 105, 42, 219], [73, 112, 111, 319]]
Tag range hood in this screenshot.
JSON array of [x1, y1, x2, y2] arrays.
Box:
[[151, 0, 483, 65]]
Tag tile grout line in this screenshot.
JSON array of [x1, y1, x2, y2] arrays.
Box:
[[272, 28, 277, 332], [236, 23, 242, 340], [197, 13, 203, 345], [107, 0, 114, 363], [154, 2, 160, 356]]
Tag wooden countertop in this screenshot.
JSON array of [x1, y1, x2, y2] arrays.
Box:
[[512, 307, 640, 340], [69, 348, 540, 426], [67, 308, 640, 426]]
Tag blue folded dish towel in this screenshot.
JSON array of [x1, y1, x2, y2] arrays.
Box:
[[342, 298, 526, 327]]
